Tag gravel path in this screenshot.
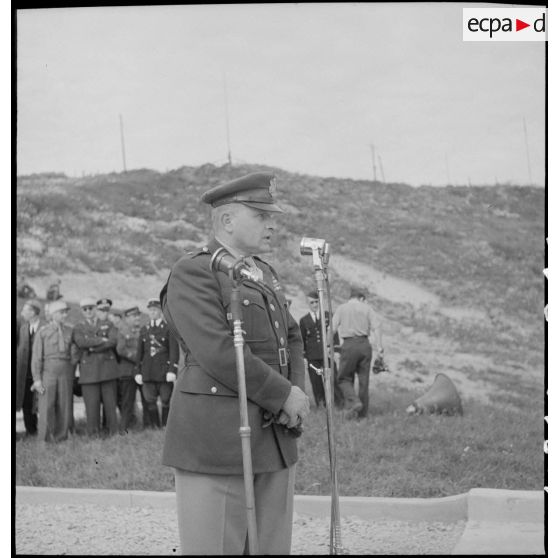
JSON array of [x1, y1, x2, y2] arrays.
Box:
[[15, 503, 466, 555]]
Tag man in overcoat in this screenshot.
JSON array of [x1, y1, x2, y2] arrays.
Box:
[[16, 299, 45, 437], [134, 299, 179, 428], [160, 172, 310, 555], [31, 299, 74, 442], [71, 297, 120, 435]]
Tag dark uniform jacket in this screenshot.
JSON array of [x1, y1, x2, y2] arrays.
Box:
[[116, 324, 141, 378], [16, 319, 46, 410], [135, 320, 179, 382], [299, 310, 338, 361], [72, 318, 120, 384], [160, 238, 306, 475]]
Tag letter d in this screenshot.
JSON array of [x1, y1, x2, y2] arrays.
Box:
[[534, 12, 545, 32]]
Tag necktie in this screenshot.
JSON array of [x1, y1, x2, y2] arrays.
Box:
[[57, 324, 66, 352]]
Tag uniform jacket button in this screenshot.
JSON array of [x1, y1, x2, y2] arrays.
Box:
[[211, 386, 217, 394], [270, 303, 275, 311], [274, 321, 279, 328], [243, 299, 250, 306]]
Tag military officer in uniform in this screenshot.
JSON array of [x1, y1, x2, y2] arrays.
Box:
[[30, 299, 74, 442], [134, 299, 179, 428], [298, 290, 343, 409], [116, 306, 142, 432], [71, 297, 120, 435], [160, 172, 310, 555]]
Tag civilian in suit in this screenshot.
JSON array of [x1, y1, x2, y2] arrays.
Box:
[[31, 300, 74, 442], [116, 306, 142, 432], [298, 290, 344, 409], [134, 299, 179, 428], [16, 300, 44, 437], [161, 172, 309, 554], [71, 297, 120, 436]]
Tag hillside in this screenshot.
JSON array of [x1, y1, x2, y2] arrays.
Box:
[[16, 165, 545, 404]]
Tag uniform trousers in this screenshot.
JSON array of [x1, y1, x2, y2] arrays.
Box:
[[21, 375, 38, 435], [338, 337, 372, 417], [307, 359, 344, 409], [117, 377, 137, 431], [142, 381, 173, 427], [81, 380, 118, 435], [174, 465, 295, 555], [37, 361, 74, 442]]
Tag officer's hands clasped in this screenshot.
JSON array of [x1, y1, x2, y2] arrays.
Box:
[[281, 386, 310, 428]]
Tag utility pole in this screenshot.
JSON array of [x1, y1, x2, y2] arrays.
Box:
[[370, 144, 377, 182], [378, 154, 385, 183], [119, 114, 127, 172], [223, 73, 232, 166], [523, 116, 532, 185]]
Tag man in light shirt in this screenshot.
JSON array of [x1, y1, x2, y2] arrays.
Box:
[[331, 286, 383, 419]]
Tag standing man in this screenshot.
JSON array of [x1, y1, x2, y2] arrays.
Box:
[[71, 297, 120, 436], [134, 299, 179, 428], [116, 306, 142, 432], [299, 290, 343, 409], [30, 299, 74, 442], [16, 299, 45, 437], [160, 172, 310, 555], [331, 286, 383, 420]]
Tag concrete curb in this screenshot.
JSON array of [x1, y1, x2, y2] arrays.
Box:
[[15, 486, 542, 524]]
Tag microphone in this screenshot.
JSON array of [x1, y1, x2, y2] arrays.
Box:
[[210, 247, 262, 283], [300, 237, 326, 256]]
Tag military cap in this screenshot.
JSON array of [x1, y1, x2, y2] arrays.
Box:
[[147, 298, 161, 309], [200, 172, 284, 213], [49, 299, 69, 314], [80, 297, 97, 308], [124, 306, 140, 317], [23, 299, 42, 314], [307, 290, 319, 300], [97, 298, 113, 310], [111, 310, 123, 318]]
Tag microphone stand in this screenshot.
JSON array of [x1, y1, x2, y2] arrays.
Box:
[[309, 246, 344, 555], [229, 269, 259, 555]]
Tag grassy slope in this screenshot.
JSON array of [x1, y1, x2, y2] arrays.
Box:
[[15, 166, 545, 495]]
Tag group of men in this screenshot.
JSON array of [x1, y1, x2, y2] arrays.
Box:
[[15, 296, 179, 442]]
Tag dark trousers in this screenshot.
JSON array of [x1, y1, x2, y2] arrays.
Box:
[[117, 377, 137, 432], [307, 359, 343, 409], [338, 337, 372, 417], [142, 381, 173, 428], [81, 380, 118, 435], [22, 375, 38, 435]]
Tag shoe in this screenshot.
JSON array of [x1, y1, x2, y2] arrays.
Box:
[[344, 401, 363, 419]]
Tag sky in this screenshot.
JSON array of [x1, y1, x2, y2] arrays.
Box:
[[16, 2, 546, 186]]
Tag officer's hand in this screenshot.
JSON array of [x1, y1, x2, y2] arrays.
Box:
[[276, 410, 290, 425], [31, 380, 45, 395], [134, 374, 143, 386], [281, 386, 310, 428], [166, 372, 176, 383]]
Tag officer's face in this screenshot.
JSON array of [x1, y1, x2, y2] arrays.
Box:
[[97, 309, 109, 321], [148, 307, 162, 321], [229, 204, 275, 255], [307, 297, 319, 311], [51, 308, 69, 324]]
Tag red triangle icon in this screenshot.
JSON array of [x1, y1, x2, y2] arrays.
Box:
[[516, 19, 530, 31]]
